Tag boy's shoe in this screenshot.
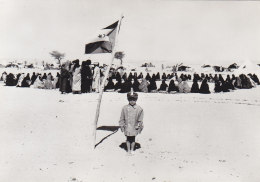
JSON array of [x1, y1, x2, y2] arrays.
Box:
[[131, 150, 135, 155]]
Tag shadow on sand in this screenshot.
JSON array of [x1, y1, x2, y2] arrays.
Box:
[[119, 142, 141, 151], [95, 126, 120, 148]]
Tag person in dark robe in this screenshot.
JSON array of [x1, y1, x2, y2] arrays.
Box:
[[199, 79, 211, 94], [122, 72, 127, 81], [133, 72, 138, 79], [59, 62, 71, 94], [148, 78, 157, 92], [168, 79, 178, 93], [132, 78, 140, 92], [81, 60, 93, 93], [42, 73, 47, 80], [193, 73, 200, 81], [6, 73, 16, 86], [156, 72, 160, 80], [128, 72, 133, 81], [187, 74, 192, 80], [225, 75, 235, 90], [214, 81, 222, 93], [161, 73, 167, 80], [104, 77, 115, 91], [221, 81, 230, 92], [137, 72, 143, 79], [21, 73, 31, 87], [119, 78, 132, 93], [30, 72, 37, 85], [200, 73, 205, 80], [175, 73, 178, 80], [252, 74, 260, 85], [218, 74, 224, 83], [114, 78, 122, 91], [115, 71, 121, 81], [213, 74, 219, 82], [158, 80, 168, 92], [151, 74, 156, 81], [145, 73, 151, 81], [55, 72, 60, 88], [191, 78, 200, 93]]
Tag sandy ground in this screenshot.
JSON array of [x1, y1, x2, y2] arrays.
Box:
[[1, 81, 260, 182]]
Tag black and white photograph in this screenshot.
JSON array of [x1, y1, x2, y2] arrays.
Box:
[[0, 0, 260, 181]]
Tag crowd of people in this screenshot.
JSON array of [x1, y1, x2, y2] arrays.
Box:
[[1, 59, 260, 94]]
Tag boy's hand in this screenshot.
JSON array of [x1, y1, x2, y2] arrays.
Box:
[[120, 126, 125, 132]]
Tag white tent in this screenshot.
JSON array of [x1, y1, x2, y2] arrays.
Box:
[[234, 60, 260, 75]]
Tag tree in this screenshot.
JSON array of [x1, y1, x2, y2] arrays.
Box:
[[49, 51, 65, 65], [114, 51, 125, 65]]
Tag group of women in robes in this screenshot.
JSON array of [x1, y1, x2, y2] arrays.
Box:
[[1, 62, 259, 95], [1, 71, 60, 89]]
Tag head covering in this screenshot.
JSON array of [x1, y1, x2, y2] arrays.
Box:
[[127, 89, 138, 101], [86, 59, 91, 65]]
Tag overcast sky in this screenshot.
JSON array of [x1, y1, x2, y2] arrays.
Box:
[[0, 0, 260, 65]]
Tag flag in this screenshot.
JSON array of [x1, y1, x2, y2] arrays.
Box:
[[85, 21, 119, 54]]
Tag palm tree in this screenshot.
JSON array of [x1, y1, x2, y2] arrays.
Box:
[[114, 51, 125, 65]]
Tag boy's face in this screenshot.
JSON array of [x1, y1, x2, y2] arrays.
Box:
[[129, 100, 137, 106]]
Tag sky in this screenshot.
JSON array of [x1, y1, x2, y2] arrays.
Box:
[[0, 0, 260, 66]]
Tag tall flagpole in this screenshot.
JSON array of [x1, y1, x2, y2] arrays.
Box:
[[93, 15, 124, 149]]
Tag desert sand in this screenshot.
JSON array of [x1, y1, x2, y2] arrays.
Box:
[[0, 79, 260, 182]]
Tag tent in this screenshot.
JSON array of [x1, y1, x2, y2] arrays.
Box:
[[234, 60, 260, 75]]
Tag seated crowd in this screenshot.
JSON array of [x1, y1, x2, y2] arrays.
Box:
[[1, 59, 259, 95]]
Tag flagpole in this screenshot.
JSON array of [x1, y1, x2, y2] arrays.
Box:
[[93, 15, 124, 149]]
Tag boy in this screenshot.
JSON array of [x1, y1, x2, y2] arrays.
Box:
[[119, 91, 144, 155]]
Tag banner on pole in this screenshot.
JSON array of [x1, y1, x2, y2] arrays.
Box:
[[85, 21, 119, 54]]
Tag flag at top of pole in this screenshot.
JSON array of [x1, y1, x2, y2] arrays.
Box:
[[87, 16, 124, 149], [85, 20, 121, 54]]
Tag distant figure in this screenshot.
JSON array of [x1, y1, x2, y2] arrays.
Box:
[[214, 80, 222, 93], [44, 73, 54, 89], [199, 79, 210, 94], [104, 77, 115, 91], [119, 78, 132, 93], [72, 59, 81, 94], [158, 80, 168, 93], [145, 73, 151, 81], [119, 92, 144, 155], [1, 72, 7, 83], [81, 59, 93, 93], [191, 79, 200, 93], [16, 73, 25, 87], [168, 80, 178, 93], [138, 78, 149, 93], [6, 73, 16, 86], [30, 72, 37, 85], [177, 78, 190, 93], [21, 73, 31, 87], [33, 76, 45, 89], [92, 64, 101, 93], [148, 78, 157, 93], [132, 78, 140, 92], [59, 61, 71, 94], [114, 78, 122, 92]]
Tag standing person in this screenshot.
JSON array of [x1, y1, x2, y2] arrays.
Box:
[[72, 59, 81, 94], [119, 91, 144, 155], [92, 63, 101, 93], [59, 61, 71, 94], [81, 59, 93, 93]]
